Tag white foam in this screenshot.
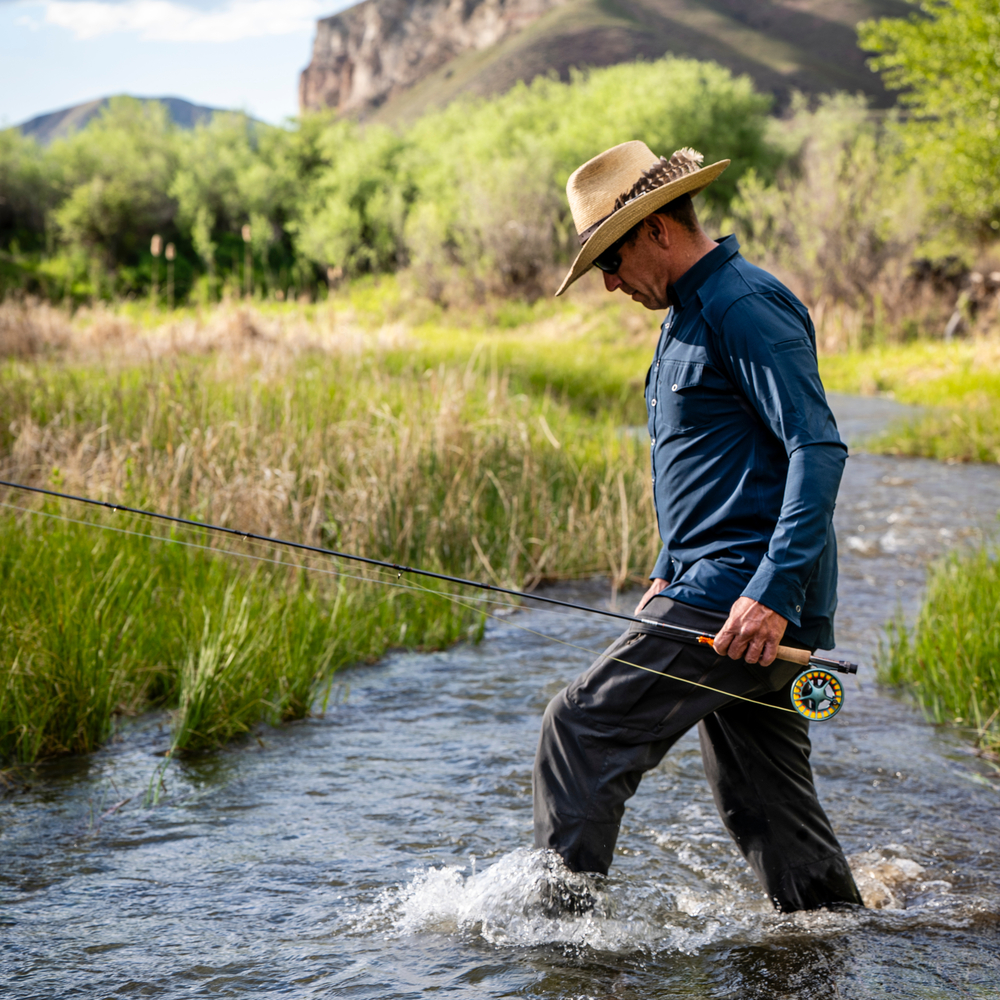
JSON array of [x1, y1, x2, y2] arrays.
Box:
[[359, 848, 738, 954], [354, 843, 972, 955]]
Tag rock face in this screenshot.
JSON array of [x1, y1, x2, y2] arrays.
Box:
[[299, 0, 565, 116], [300, 0, 900, 121]]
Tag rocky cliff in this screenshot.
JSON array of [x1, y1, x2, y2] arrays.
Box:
[[299, 0, 566, 116], [300, 0, 904, 121]]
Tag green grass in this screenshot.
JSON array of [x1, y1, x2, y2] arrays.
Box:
[[879, 547, 1000, 756], [0, 509, 477, 762], [0, 296, 661, 764], [819, 339, 1000, 463]]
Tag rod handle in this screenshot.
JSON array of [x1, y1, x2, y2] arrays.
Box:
[[776, 645, 811, 666], [698, 635, 811, 666]]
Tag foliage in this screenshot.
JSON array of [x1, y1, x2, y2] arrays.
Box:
[[728, 94, 923, 305], [50, 97, 179, 277], [0, 58, 779, 303], [401, 58, 777, 295], [879, 546, 1000, 752], [0, 301, 661, 762], [859, 0, 1000, 237], [0, 130, 54, 253]]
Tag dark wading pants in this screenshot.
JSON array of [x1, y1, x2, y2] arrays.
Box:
[[533, 596, 862, 912]]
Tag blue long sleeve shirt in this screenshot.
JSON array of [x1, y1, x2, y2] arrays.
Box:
[[645, 235, 846, 650]]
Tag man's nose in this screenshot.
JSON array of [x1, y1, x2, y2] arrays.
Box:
[[602, 270, 622, 292]]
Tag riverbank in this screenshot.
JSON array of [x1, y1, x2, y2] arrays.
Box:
[[0, 294, 660, 763], [819, 338, 1000, 463], [3, 292, 999, 765], [821, 340, 1000, 753]]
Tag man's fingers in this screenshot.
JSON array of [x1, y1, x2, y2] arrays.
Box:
[[724, 632, 750, 660], [712, 626, 735, 655], [744, 634, 766, 664], [758, 640, 778, 667]]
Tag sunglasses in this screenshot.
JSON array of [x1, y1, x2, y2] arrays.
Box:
[[592, 235, 628, 275]]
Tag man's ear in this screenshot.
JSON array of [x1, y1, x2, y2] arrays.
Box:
[[645, 213, 672, 249]]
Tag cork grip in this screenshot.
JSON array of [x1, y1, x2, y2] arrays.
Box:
[[775, 645, 811, 666], [696, 635, 811, 666]]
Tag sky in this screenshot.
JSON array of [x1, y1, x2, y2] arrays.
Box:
[[1, 0, 353, 127]]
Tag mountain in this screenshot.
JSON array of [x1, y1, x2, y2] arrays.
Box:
[[16, 96, 225, 145], [300, 0, 910, 123]]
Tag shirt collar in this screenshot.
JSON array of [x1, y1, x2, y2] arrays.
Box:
[[668, 234, 741, 309]]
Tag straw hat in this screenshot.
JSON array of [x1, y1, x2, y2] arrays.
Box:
[[555, 141, 729, 296]]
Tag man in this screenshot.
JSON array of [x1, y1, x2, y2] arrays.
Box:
[[534, 141, 863, 912]]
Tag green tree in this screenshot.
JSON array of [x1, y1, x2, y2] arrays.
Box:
[[0, 130, 56, 252], [293, 121, 416, 276], [51, 97, 179, 272], [859, 0, 1000, 236]]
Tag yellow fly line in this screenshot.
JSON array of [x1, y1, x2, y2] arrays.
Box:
[[1, 498, 813, 718]]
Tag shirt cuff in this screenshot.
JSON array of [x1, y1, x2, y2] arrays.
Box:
[[651, 546, 673, 582], [741, 554, 806, 626]]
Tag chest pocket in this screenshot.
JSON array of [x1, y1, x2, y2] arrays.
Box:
[[653, 361, 722, 431]]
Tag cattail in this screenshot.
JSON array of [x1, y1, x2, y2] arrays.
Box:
[[150, 234, 162, 305], [165, 243, 176, 311], [242, 225, 252, 299]]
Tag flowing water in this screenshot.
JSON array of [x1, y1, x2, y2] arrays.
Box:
[[3, 396, 1000, 998]]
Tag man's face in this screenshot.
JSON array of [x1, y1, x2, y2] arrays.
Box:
[[601, 221, 672, 310]]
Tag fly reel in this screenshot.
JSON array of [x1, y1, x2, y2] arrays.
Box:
[[790, 669, 844, 721]]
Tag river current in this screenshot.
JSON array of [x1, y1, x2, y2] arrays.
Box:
[[2, 395, 1000, 997]]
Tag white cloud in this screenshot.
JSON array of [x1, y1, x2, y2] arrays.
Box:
[[41, 0, 332, 42]]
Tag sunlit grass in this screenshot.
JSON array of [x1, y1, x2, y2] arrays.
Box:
[[0, 509, 478, 762], [879, 547, 1000, 757], [0, 293, 661, 763], [819, 337, 1000, 463]]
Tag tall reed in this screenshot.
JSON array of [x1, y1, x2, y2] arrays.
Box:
[[879, 547, 1000, 754], [0, 305, 658, 763]]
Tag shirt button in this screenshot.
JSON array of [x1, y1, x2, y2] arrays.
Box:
[[672, 383, 679, 391], [651, 399, 656, 406]]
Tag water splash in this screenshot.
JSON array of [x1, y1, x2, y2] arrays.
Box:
[[360, 848, 740, 954], [848, 844, 951, 911], [358, 842, 976, 958]]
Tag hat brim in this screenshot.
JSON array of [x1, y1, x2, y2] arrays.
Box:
[[554, 159, 730, 296]]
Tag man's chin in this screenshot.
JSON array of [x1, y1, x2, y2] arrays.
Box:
[[631, 292, 660, 310]]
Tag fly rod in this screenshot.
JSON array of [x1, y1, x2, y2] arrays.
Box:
[[0, 478, 858, 687]]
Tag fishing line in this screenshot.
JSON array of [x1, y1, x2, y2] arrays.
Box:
[[1, 497, 800, 715], [0, 479, 854, 718], [437, 589, 802, 714], [0, 499, 517, 611]]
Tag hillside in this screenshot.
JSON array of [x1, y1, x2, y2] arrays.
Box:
[[300, 0, 909, 122], [16, 96, 223, 145]]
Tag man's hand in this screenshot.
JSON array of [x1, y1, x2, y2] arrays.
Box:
[[634, 578, 669, 615], [713, 596, 788, 666]]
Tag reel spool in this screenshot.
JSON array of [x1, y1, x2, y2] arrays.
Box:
[[790, 669, 844, 721]]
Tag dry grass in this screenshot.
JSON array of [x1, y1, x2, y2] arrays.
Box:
[[0, 295, 663, 763]]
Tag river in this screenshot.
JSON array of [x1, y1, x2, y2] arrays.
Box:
[[2, 395, 999, 997]]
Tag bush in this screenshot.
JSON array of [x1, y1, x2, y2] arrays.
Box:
[[860, 0, 1000, 239], [880, 545, 1000, 752], [0, 57, 779, 304]]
